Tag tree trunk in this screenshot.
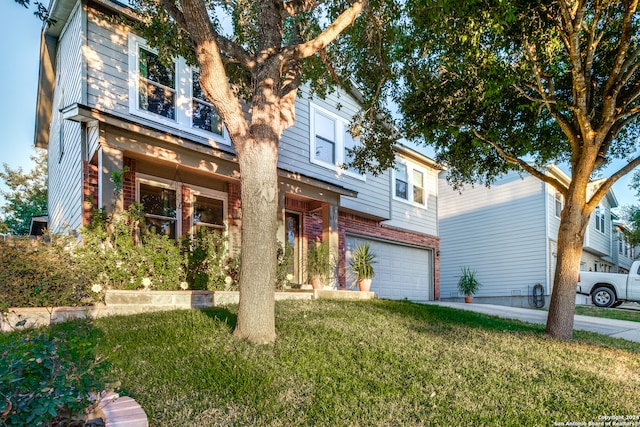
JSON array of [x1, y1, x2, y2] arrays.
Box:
[[545, 201, 590, 340], [232, 131, 279, 344]]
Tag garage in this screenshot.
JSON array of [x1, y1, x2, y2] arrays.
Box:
[[345, 235, 433, 302]]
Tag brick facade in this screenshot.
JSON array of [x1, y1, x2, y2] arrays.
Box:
[[82, 161, 99, 225], [339, 212, 440, 298], [122, 157, 136, 210], [283, 197, 440, 296]]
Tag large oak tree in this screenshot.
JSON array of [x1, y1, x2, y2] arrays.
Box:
[[394, 0, 640, 339], [116, 0, 396, 343]]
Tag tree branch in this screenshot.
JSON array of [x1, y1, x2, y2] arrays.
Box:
[[282, 0, 321, 17], [588, 154, 640, 208], [471, 129, 569, 194], [284, 0, 366, 60], [603, 0, 638, 97]]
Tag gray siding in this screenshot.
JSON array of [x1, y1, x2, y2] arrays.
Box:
[[86, 9, 129, 115], [585, 197, 612, 256], [48, 4, 84, 232], [279, 87, 390, 219], [384, 160, 438, 236], [438, 171, 548, 298], [82, 7, 391, 219]]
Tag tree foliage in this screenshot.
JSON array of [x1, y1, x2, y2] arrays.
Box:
[[384, 0, 640, 339], [0, 150, 47, 235], [394, 0, 640, 190]]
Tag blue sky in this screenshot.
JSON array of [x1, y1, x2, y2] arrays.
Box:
[[0, 0, 638, 213], [0, 1, 43, 208]]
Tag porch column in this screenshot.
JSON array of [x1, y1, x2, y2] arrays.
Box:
[[322, 203, 339, 285], [276, 187, 287, 248], [98, 144, 124, 215]]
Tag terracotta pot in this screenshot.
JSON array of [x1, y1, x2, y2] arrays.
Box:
[[464, 296, 473, 304], [358, 278, 372, 292], [311, 277, 324, 290]]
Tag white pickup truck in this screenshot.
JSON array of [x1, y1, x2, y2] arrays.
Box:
[[577, 261, 640, 307]]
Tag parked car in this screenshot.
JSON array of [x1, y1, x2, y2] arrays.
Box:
[[577, 261, 640, 307]]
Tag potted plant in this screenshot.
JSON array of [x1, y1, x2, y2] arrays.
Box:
[[457, 266, 480, 303], [306, 242, 335, 289], [348, 242, 377, 292]]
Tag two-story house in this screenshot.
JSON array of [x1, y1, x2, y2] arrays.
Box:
[[611, 215, 637, 274], [437, 166, 618, 307], [34, 0, 441, 301]]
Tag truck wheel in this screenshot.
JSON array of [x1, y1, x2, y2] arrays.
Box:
[[591, 287, 615, 308], [611, 300, 623, 308]]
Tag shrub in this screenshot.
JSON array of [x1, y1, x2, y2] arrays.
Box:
[[75, 204, 187, 291], [0, 322, 109, 426], [183, 230, 240, 291], [0, 236, 97, 310], [275, 242, 293, 290]]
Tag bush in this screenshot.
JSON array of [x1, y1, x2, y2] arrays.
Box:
[[0, 237, 96, 311], [183, 230, 240, 291], [0, 322, 109, 426], [75, 204, 187, 291]]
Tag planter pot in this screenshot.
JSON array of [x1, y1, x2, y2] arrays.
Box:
[[358, 278, 372, 292], [464, 296, 473, 304], [311, 277, 324, 290]]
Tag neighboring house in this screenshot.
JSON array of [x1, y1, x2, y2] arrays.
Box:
[[34, 0, 441, 301], [611, 215, 637, 274], [437, 166, 618, 307]]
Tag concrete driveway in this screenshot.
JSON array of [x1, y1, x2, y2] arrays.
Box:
[[427, 301, 640, 343]]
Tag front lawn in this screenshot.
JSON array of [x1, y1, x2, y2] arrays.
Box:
[[85, 299, 640, 426], [575, 305, 640, 323]]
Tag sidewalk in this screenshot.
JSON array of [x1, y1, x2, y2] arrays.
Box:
[[426, 301, 640, 343]]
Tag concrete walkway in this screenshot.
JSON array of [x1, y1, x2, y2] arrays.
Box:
[[426, 302, 640, 343]]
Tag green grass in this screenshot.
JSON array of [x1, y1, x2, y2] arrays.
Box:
[[4, 300, 640, 426], [575, 305, 640, 322]]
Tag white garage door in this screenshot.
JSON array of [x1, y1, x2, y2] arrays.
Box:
[[345, 235, 433, 302]]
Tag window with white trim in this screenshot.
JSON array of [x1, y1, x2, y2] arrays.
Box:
[[595, 205, 606, 233], [554, 190, 563, 218], [191, 187, 227, 234], [309, 104, 364, 179], [128, 34, 227, 142], [393, 159, 427, 207], [137, 177, 179, 239]]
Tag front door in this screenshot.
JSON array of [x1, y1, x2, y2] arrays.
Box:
[[285, 212, 301, 283]]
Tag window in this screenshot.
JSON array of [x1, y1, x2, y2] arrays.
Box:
[[138, 178, 178, 239], [191, 70, 223, 136], [309, 104, 364, 179], [395, 163, 408, 200], [393, 158, 428, 207], [191, 188, 227, 234], [595, 205, 606, 233], [314, 111, 336, 164], [620, 233, 624, 254], [554, 191, 563, 218], [128, 34, 227, 143], [138, 47, 176, 119]]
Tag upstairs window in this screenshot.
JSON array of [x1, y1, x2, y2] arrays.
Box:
[[554, 190, 563, 218], [394, 159, 428, 207], [138, 47, 176, 120], [191, 70, 223, 136], [395, 163, 408, 200], [314, 111, 336, 164], [309, 104, 364, 180], [128, 34, 228, 144], [595, 205, 606, 233]]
